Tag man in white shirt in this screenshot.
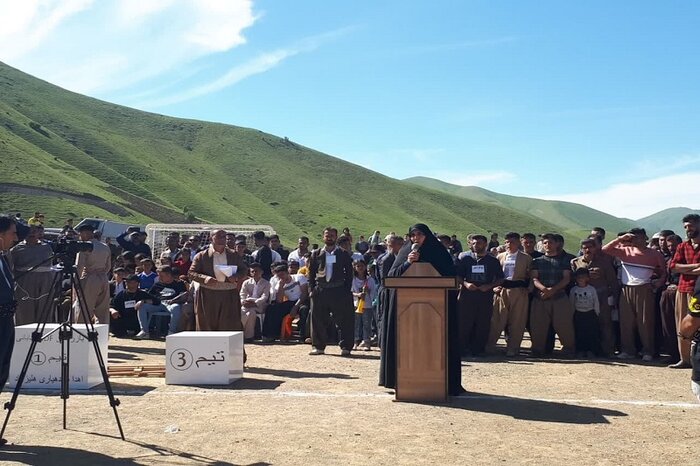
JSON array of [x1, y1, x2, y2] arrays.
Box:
[[287, 236, 310, 267], [262, 263, 309, 342], [240, 263, 270, 341]]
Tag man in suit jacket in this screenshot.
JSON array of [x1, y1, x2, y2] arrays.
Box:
[[488, 232, 533, 356], [189, 229, 248, 331], [308, 227, 354, 356], [0, 216, 17, 445]]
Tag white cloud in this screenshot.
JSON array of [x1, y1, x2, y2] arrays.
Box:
[[136, 48, 299, 108], [534, 172, 700, 219], [135, 26, 357, 108], [0, 0, 94, 60], [0, 0, 257, 94]]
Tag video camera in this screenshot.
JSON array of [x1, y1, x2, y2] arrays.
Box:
[[52, 239, 93, 256]]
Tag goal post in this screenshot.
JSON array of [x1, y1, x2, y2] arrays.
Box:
[[145, 223, 276, 260]]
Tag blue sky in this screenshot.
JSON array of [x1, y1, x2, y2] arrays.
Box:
[[2, 0, 699, 219]]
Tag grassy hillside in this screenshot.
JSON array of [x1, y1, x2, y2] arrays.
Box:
[[404, 176, 637, 239], [0, 62, 565, 244], [637, 207, 700, 235]]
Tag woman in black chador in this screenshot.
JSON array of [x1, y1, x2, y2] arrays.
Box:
[[378, 223, 465, 395]]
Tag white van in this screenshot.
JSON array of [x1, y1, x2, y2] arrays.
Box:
[[74, 218, 144, 242]]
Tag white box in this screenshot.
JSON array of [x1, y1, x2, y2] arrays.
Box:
[[166, 331, 244, 385], [9, 324, 109, 390]]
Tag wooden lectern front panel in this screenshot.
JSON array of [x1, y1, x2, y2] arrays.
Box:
[[396, 288, 447, 402]]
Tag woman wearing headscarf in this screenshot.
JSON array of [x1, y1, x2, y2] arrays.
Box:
[[379, 223, 464, 395]]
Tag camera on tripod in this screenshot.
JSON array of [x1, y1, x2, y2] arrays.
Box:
[[52, 239, 93, 256]]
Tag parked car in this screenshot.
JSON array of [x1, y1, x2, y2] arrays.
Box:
[[73, 218, 144, 242]]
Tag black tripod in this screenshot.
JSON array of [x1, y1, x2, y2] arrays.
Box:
[[0, 251, 124, 440]]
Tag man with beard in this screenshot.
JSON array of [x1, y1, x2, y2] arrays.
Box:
[[287, 236, 310, 267], [669, 214, 700, 368], [571, 238, 618, 356], [188, 229, 248, 331], [456, 235, 504, 357], [308, 227, 354, 356]]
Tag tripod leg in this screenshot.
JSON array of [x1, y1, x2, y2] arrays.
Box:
[[60, 324, 70, 430], [72, 272, 125, 440], [0, 269, 63, 440], [0, 336, 41, 440]]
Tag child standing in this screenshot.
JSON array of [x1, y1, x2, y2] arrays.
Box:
[[352, 260, 377, 351], [570, 268, 601, 358]]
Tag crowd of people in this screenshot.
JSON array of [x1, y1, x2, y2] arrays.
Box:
[[2, 213, 700, 386]]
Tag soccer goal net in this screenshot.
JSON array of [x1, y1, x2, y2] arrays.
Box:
[[145, 224, 276, 259]]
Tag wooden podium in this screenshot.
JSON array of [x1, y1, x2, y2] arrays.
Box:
[[384, 262, 459, 402]]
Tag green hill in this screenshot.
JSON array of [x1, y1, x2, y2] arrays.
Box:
[[0, 61, 566, 244], [637, 207, 700, 235], [404, 176, 637, 239]]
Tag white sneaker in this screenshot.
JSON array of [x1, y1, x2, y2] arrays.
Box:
[[616, 352, 633, 360], [641, 354, 653, 362], [134, 330, 149, 340]]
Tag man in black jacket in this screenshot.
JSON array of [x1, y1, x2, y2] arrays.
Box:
[[308, 227, 354, 356], [0, 216, 18, 390], [0, 215, 18, 444]]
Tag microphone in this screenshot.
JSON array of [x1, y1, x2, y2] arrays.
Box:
[[411, 243, 420, 253]]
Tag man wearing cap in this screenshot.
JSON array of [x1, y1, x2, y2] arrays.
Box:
[[74, 224, 112, 324], [116, 227, 152, 258], [240, 263, 270, 341], [189, 229, 248, 331], [603, 228, 666, 361]]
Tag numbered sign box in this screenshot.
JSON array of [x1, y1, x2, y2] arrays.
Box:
[[166, 331, 244, 385], [9, 324, 109, 390]]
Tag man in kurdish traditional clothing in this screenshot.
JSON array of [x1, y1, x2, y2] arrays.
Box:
[[188, 229, 248, 331], [75, 224, 112, 324], [7, 226, 57, 325]]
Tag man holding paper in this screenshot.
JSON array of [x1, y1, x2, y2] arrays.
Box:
[[189, 229, 248, 331]]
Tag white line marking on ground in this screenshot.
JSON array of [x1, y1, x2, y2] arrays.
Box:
[[140, 390, 700, 407], [18, 389, 700, 408]]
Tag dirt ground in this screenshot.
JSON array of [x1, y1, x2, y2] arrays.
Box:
[[0, 334, 696, 466]]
